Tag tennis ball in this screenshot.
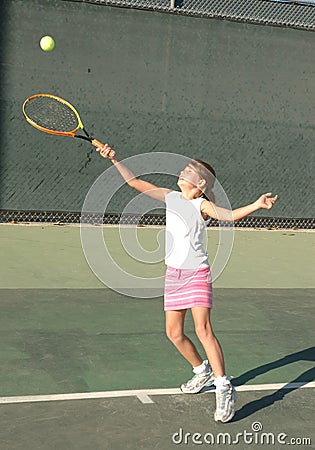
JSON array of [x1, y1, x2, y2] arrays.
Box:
[[40, 36, 55, 52]]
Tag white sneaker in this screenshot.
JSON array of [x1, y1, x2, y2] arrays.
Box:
[[180, 370, 215, 394], [214, 384, 236, 423]]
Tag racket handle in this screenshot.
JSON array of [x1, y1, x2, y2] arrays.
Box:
[[92, 139, 116, 158]]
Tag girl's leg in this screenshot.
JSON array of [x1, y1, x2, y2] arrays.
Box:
[[165, 309, 203, 367], [191, 306, 225, 377], [191, 306, 236, 423]]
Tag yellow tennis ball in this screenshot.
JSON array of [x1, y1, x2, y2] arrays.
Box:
[[40, 36, 55, 52]]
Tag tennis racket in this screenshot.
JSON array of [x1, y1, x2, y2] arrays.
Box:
[[22, 94, 115, 157]]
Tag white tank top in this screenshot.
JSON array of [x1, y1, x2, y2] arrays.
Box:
[[165, 191, 209, 269]]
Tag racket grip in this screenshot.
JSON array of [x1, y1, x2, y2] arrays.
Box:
[[92, 139, 116, 158]]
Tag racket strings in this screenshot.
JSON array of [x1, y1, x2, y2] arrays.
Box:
[[24, 96, 79, 133]]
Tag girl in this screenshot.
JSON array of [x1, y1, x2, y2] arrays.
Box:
[[96, 144, 278, 423]]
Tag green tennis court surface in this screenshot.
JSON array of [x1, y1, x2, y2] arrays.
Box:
[[0, 225, 314, 449]]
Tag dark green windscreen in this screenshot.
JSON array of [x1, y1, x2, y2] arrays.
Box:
[[0, 0, 314, 217]]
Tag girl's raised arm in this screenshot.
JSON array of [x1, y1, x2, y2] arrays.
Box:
[[201, 193, 278, 222], [96, 144, 171, 203]]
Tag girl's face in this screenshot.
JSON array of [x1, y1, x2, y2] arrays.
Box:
[[177, 164, 202, 188]]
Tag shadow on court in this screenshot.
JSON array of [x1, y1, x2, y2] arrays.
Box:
[[198, 347, 315, 422], [234, 366, 315, 422], [230, 347, 315, 421], [233, 346, 315, 387]]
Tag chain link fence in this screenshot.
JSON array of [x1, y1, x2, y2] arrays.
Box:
[[1, 209, 313, 229], [66, 0, 315, 30]]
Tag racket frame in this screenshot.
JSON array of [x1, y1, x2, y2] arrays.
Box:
[[22, 93, 115, 157], [22, 94, 87, 137]]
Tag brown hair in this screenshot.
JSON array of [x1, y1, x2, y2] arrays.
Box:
[[190, 159, 216, 203]]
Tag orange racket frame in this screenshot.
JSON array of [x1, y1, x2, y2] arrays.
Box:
[[22, 94, 115, 157]]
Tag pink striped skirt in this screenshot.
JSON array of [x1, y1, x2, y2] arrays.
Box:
[[164, 266, 212, 311]]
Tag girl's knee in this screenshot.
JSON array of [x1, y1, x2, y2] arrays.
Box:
[[195, 323, 214, 342], [166, 326, 184, 344]]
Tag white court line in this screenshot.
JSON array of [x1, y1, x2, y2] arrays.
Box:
[[0, 382, 314, 405]]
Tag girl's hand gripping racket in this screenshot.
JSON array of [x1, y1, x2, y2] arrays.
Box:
[[22, 94, 115, 158]]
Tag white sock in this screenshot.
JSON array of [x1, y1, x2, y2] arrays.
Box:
[[193, 359, 210, 375], [214, 375, 231, 390]]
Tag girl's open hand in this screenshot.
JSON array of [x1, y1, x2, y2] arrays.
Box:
[[255, 193, 278, 210], [96, 143, 116, 160]]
